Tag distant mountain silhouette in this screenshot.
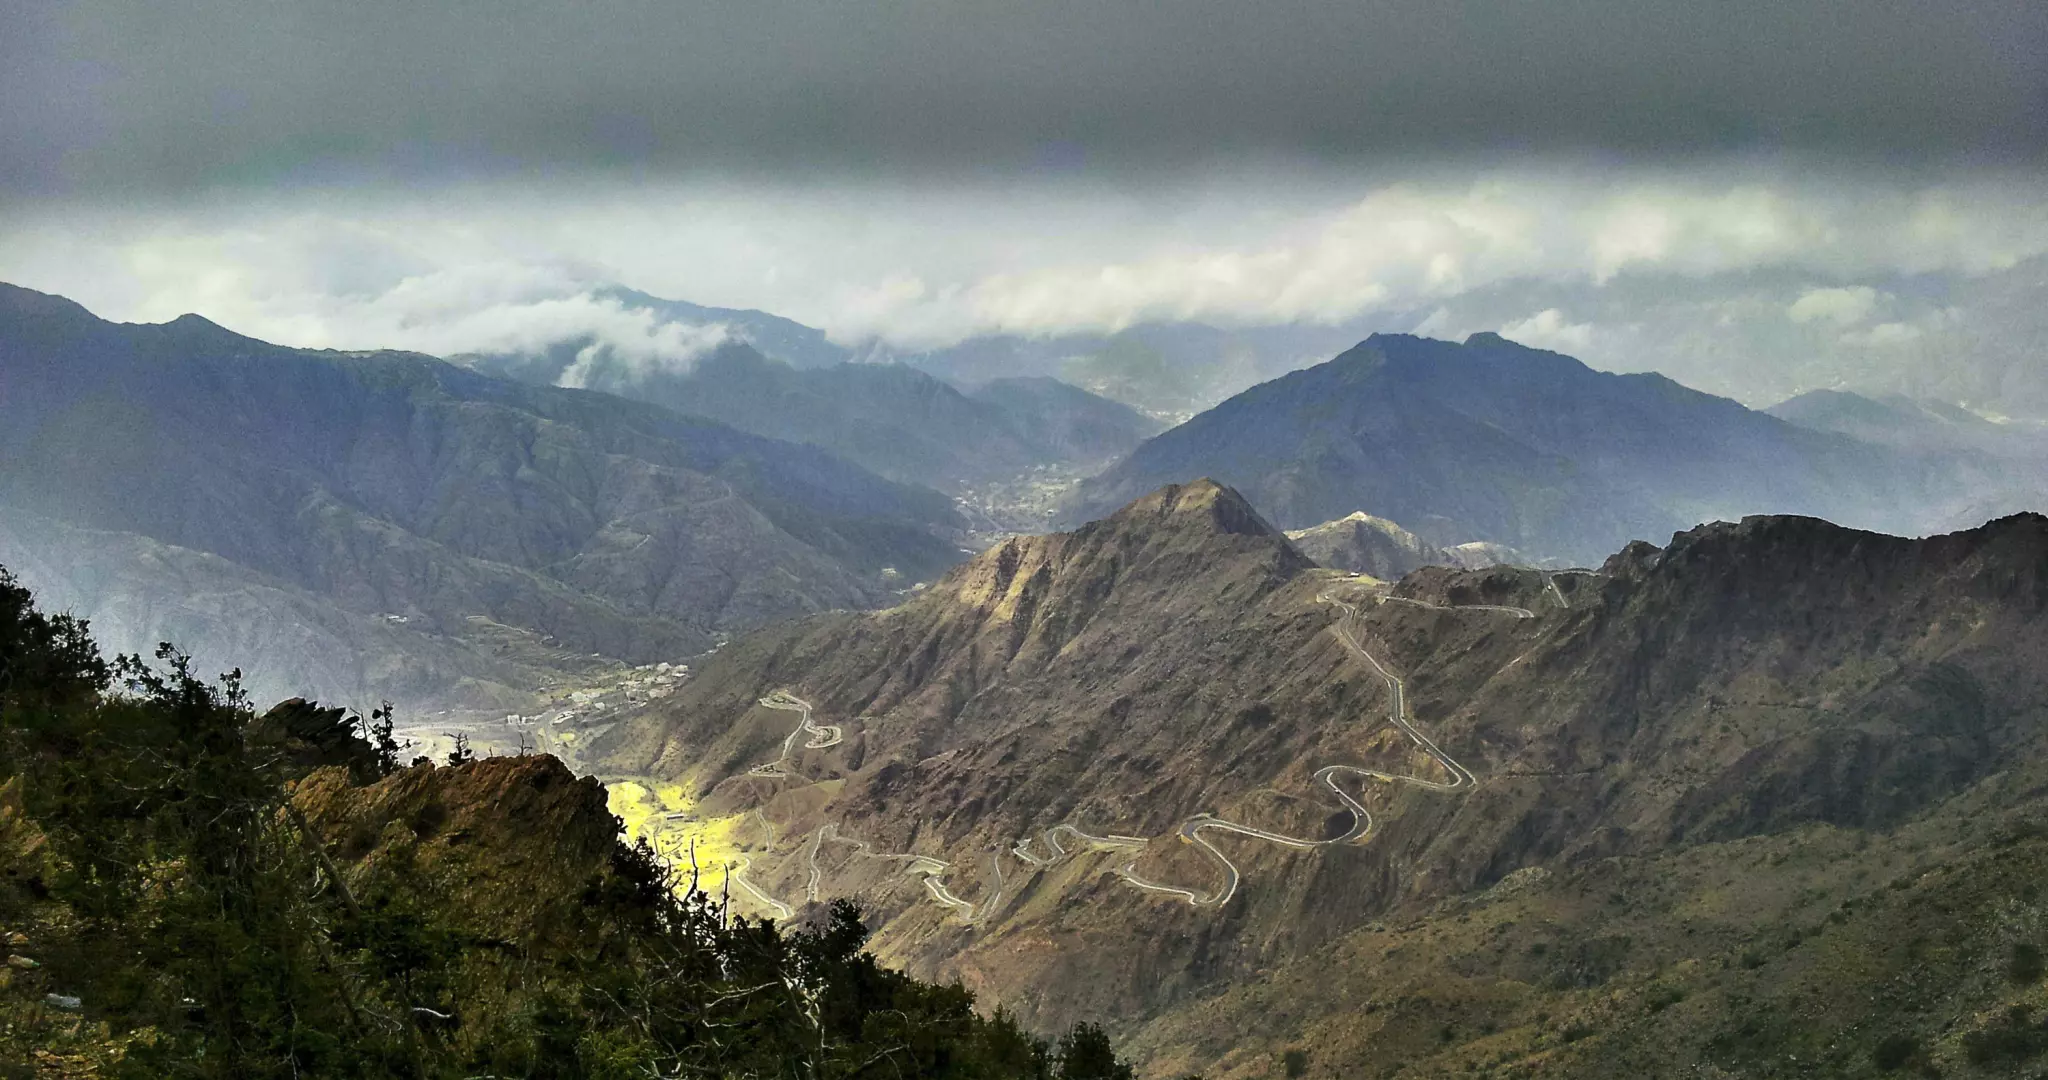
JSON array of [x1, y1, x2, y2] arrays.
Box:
[[0, 282, 963, 709], [595, 285, 854, 369], [468, 338, 1162, 492], [1069, 332, 1969, 563]]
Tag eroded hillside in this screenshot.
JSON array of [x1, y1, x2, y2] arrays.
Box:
[[595, 481, 2048, 1077]]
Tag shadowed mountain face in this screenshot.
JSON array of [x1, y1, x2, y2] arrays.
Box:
[[0, 282, 964, 710], [592, 480, 2048, 1077], [1067, 333, 1978, 564], [467, 341, 1162, 493]]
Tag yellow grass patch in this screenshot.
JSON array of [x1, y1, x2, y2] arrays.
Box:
[[606, 779, 755, 898]]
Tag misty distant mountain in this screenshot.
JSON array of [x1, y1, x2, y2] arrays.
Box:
[[1767, 388, 2048, 533], [963, 375, 1169, 466], [595, 285, 855, 369], [516, 283, 1365, 423], [468, 339, 1162, 492], [1767, 388, 2048, 455], [0, 282, 963, 710], [899, 321, 1371, 422], [1069, 332, 1979, 563]]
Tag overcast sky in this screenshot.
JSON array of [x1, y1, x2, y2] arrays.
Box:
[[3, 0, 2045, 409]]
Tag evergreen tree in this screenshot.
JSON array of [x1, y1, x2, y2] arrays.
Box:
[[0, 564, 1136, 1079]]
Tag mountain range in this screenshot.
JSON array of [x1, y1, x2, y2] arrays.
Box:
[[7, 269, 2048, 1076], [1067, 332, 2004, 564], [588, 478, 2048, 1078], [0, 282, 964, 711], [561, 284, 1373, 422], [466, 337, 1162, 493]]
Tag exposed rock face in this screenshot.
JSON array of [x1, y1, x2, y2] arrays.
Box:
[[595, 485, 2048, 1076], [0, 282, 963, 711], [292, 754, 618, 932], [1285, 510, 1526, 577], [1068, 332, 1970, 564]]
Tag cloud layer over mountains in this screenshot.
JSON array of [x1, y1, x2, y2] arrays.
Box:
[[5, 170, 2046, 410], [3, 1, 2045, 412], [5, 0, 2044, 196]]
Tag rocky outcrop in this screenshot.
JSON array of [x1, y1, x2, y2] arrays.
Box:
[[1284, 510, 1525, 578], [595, 489, 2048, 1074], [292, 754, 618, 933]]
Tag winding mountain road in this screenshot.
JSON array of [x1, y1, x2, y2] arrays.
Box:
[[802, 822, 1006, 922], [747, 692, 845, 777], [694, 572, 1584, 921]]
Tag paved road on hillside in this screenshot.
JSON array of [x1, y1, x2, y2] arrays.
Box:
[[802, 822, 1005, 922], [747, 691, 844, 777], [990, 580, 1504, 907], [692, 571, 1594, 921], [1147, 585, 1486, 906]]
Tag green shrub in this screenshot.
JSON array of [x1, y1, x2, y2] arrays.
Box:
[[1871, 1032, 1919, 1071], [2010, 942, 2045, 985]]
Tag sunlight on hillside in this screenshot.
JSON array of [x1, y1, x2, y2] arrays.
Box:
[[607, 778, 753, 900]]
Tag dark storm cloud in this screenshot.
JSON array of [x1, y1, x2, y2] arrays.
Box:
[[4, 0, 2045, 195]]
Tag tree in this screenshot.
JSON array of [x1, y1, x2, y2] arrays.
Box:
[[1057, 1022, 1133, 1080], [445, 732, 475, 766], [0, 564, 1140, 1079]]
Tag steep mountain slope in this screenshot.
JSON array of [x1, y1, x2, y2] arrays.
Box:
[[470, 340, 1160, 492], [0, 282, 962, 711], [0, 509, 618, 712], [1068, 332, 1964, 564], [0, 569, 1126, 1078], [592, 482, 2048, 1078], [902, 322, 1369, 422], [965, 376, 1168, 469]]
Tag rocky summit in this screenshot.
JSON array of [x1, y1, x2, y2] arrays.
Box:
[[595, 482, 2048, 1078]]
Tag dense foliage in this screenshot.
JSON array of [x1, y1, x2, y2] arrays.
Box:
[[0, 566, 1132, 1078]]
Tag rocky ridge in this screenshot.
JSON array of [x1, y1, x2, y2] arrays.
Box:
[[595, 483, 2048, 1077], [0, 282, 962, 712]]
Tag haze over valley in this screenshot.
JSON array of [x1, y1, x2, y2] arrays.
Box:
[[3, 1, 2047, 1076]]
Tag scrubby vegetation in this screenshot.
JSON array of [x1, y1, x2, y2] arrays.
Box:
[[0, 566, 1128, 1078]]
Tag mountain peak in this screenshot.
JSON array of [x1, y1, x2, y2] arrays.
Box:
[[163, 312, 233, 336], [0, 281, 96, 324], [1105, 478, 1279, 539]]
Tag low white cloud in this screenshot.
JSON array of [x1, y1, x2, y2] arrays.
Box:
[[1787, 286, 1880, 325], [1498, 308, 1595, 352], [1840, 321, 1924, 347], [1, 166, 2045, 405]]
